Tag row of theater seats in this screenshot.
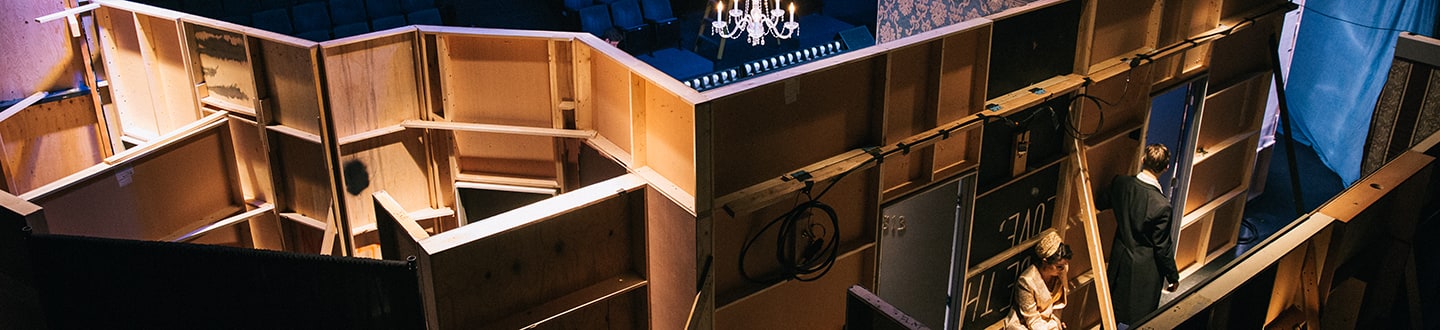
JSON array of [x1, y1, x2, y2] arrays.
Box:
[[564, 0, 678, 55], [140, 0, 441, 41]]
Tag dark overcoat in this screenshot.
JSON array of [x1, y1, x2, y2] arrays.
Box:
[[1096, 175, 1180, 324]]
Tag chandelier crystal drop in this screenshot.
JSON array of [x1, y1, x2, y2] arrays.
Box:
[[711, 0, 800, 46]]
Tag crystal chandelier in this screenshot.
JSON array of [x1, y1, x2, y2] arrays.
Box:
[[712, 0, 799, 46]]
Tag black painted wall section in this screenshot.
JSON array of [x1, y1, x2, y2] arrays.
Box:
[[985, 0, 1081, 100]]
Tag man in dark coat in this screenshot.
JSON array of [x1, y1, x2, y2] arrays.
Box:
[[1096, 143, 1180, 327]]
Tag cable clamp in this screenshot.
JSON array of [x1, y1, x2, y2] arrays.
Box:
[[790, 170, 815, 193]]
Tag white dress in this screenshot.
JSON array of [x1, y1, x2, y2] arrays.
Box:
[[1002, 265, 1067, 330]]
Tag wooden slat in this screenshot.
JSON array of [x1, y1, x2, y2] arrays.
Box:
[[266, 124, 323, 144], [402, 120, 596, 139], [280, 212, 327, 230], [713, 149, 872, 216], [423, 173, 646, 253], [455, 173, 560, 189], [171, 203, 275, 242], [104, 111, 226, 165], [1071, 138, 1118, 330], [0, 92, 46, 123], [486, 272, 648, 330], [336, 124, 407, 146], [1319, 152, 1435, 223]]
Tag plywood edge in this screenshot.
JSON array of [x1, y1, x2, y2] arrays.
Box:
[[170, 203, 274, 242], [455, 173, 560, 189], [200, 95, 256, 117], [320, 26, 419, 48], [419, 25, 583, 40], [1318, 151, 1435, 222], [455, 181, 557, 195], [634, 166, 696, 216], [374, 190, 433, 242], [965, 228, 1058, 278], [104, 111, 227, 165], [983, 75, 1086, 116], [403, 120, 596, 139], [280, 212, 327, 230], [984, 0, 1071, 21], [485, 272, 649, 330], [0, 189, 43, 218], [1142, 213, 1335, 328], [422, 173, 647, 253], [93, 0, 182, 20], [1413, 130, 1440, 154], [714, 149, 873, 216], [0, 92, 47, 123], [585, 135, 634, 168]]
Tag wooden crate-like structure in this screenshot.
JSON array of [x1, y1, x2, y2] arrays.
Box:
[[0, 0, 1300, 329]]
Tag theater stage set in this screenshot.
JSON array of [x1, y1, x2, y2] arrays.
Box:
[[2, 0, 1438, 329]]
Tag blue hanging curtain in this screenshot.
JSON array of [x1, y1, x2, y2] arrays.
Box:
[[1286, 0, 1437, 185]]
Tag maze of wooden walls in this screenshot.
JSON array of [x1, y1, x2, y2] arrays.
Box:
[[4, 0, 1297, 329]]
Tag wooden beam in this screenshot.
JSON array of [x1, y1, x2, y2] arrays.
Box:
[[33, 3, 99, 23], [336, 124, 407, 146], [402, 120, 596, 139], [421, 173, 646, 253], [713, 149, 873, 216], [266, 125, 323, 144], [374, 190, 432, 241], [0, 92, 47, 123], [104, 111, 227, 165], [1318, 152, 1434, 223], [1071, 138, 1118, 330], [983, 75, 1086, 115], [279, 212, 327, 230], [170, 203, 275, 242]]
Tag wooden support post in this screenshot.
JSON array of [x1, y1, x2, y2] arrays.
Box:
[[1300, 242, 1320, 328], [1070, 138, 1118, 330]]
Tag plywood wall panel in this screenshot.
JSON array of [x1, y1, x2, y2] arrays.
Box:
[[0, 96, 103, 195], [35, 124, 241, 240], [0, 0, 84, 100], [1090, 0, 1157, 66], [710, 57, 881, 197], [138, 15, 200, 134], [339, 129, 430, 231], [1184, 135, 1253, 214], [440, 35, 553, 127], [257, 39, 322, 134], [227, 116, 273, 203], [643, 81, 696, 196], [98, 8, 161, 137], [882, 44, 938, 193], [323, 33, 420, 137], [428, 189, 643, 328], [593, 54, 634, 155], [1197, 73, 1267, 151], [716, 249, 872, 330], [455, 131, 557, 180], [271, 132, 331, 219]]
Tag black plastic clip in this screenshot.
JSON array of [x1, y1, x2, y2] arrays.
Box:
[[1082, 77, 1094, 88], [863, 146, 884, 165], [938, 127, 951, 140], [790, 170, 815, 193], [896, 142, 912, 155]]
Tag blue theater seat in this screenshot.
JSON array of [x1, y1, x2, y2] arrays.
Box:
[[370, 15, 407, 30], [332, 21, 371, 38], [608, 0, 651, 54], [365, 0, 403, 19], [406, 8, 442, 26], [251, 8, 294, 34], [577, 4, 611, 37], [400, 0, 433, 13], [638, 0, 678, 50], [291, 2, 332, 33], [295, 29, 331, 41], [329, 0, 367, 25]]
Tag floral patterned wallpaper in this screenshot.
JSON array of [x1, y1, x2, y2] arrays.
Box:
[[876, 0, 1039, 43]]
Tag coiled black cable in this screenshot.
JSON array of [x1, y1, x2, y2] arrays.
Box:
[[739, 180, 844, 283]]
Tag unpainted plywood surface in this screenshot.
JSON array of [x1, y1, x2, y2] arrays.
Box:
[[428, 189, 644, 328], [324, 33, 420, 137], [645, 188, 697, 330], [1090, 0, 1157, 66], [0, 96, 103, 195], [190, 23, 257, 113], [643, 80, 696, 197], [258, 39, 322, 134], [271, 132, 331, 219], [882, 43, 938, 194], [592, 54, 633, 155], [1197, 73, 1267, 151], [710, 57, 881, 197], [934, 30, 988, 175], [440, 35, 553, 127], [339, 129, 430, 231], [35, 123, 241, 240], [227, 116, 273, 203], [455, 131, 557, 180], [0, 0, 83, 100], [136, 14, 199, 134], [99, 7, 161, 137], [716, 248, 873, 330]]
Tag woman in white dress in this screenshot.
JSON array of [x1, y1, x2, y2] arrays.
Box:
[[1003, 231, 1072, 330]]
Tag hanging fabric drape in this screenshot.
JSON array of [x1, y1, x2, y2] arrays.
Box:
[[1286, 0, 1437, 185]]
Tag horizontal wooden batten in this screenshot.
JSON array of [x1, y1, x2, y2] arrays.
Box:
[[455, 173, 560, 190], [984, 75, 1086, 114], [266, 125, 323, 144], [455, 181, 557, 195], [1181, 188, 1246, 228], [336, 124, 407, 146], [486, 272, 648, 330], [403, 120, 596, 139], [170, 203, 275, 242], [105, 112, 228, 165], [21, 114, 229, 201], [280, 212, 327, 230], [422, 173, 647, 254]]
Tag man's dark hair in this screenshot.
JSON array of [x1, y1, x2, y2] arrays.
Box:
[[602, 28, 624, 43], [1142, 143, 1170, 174], [1042, 243, 1073, 265]]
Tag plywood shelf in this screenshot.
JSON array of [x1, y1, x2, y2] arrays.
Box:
[[266, 124, 322, 144], [1182, 187, 1246, 228], [1193, 130, 1258, 165]]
